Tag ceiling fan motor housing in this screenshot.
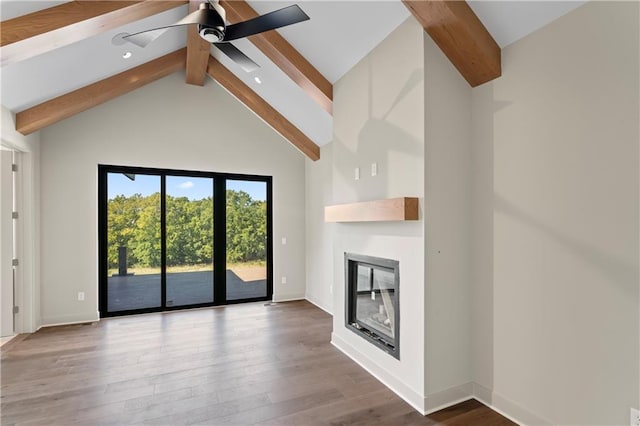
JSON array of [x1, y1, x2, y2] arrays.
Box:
[[199, 1, 226, 43], [199, 25, 224, 42]]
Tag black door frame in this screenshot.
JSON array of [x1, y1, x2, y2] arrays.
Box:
[[98, 164, 273, 318]]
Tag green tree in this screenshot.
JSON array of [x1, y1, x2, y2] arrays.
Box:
[[107, 189, 264, 269], [131, 192, 161, 267], [193, 198, 214, 264], [226, 190, 266, 263], [107, 194, 144, 269], [166, 195, 214, 266]]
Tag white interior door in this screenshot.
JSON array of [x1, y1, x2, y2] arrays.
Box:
[[1, 149, 15, 337]]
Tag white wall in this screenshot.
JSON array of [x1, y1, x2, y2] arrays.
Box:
[[1, 106, 41, 332], [329, 17, 427, 411], [471, 2, 640, 424], [423, 33, 472, 403], [305, 143, 334, 313], [39, 72, 307, 325], [308, 16, 475, 414]]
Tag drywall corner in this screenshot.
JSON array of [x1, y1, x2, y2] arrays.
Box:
[[423, 29, 473, 396]]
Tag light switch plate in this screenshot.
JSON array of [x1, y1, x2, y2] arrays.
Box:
[[354, 167, 360, 180]]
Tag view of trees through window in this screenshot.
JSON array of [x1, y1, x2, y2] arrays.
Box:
[[107, 190, 266, 274]]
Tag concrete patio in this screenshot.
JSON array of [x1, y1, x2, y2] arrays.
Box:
[[107, 270, 267, 312]]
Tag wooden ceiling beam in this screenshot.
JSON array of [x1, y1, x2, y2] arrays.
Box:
[[207, 56, 320, 161], [16, 49, 187, 135], [402, 0, 501, 87], [1, 0, 187, 67], [185, 0, 211, 86], [220, 0, 333, 115]]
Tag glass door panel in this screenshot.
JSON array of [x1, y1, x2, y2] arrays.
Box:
[[165, 176, 214, 307], [226, 180, 267, 300], [106, 173, 161, 312]]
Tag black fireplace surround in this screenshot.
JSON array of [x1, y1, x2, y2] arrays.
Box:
[[345, 253, 400, 359]]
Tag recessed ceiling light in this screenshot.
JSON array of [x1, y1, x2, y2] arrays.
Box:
[[122, 51, 132, 59], [254, 76, 262, 84]]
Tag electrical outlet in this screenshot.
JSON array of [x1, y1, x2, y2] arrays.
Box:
[[281, 237, 287, 245], [281, 276, 287, 284], [77, 292, 85, 301], [631, 408, 640, 426]]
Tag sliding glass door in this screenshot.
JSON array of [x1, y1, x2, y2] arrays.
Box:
[[165, 176, 214, 307], [106, 173, 162, 312], [99, 166, 272, 317], [226, 180, 268, 301]]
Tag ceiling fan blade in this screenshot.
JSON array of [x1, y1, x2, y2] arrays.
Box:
[[214, 43, 260, 72], [123, 8, 214, 47], [223, 5, 309, 42], [124, 28, 171, 48]]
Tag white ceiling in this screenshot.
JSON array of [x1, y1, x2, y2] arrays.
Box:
[[468, 0, 585, 48], [0, 0, 586, 147], [249, 1, 410, 83]]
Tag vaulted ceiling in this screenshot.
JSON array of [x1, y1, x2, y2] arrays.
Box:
[[0, 1, 585, 161]]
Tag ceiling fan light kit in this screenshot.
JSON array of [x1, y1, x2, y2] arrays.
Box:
[[196, 1, 226, 43], [120, 0, 309, 73]]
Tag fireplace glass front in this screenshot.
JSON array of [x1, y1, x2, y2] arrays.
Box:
[[345, 253, 399, 359]]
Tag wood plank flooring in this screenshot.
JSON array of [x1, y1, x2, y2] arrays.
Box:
[[1, 301, 515, 425]]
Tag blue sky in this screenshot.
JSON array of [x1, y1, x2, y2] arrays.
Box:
[[108, 173, 266, 201]]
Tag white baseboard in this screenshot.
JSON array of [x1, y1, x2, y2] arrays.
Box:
[[325, 335, 552, 426], [424, 383, 474, 414], [0, 334, 18, 347], [472, 382, 553, 426], [423, 382, 552, 425], [472, 381, 493, 404], [305, 295, 333, 315], [271, 296, 305, 303], [40, 312, 99, 329], [331, 332, 427, 414]]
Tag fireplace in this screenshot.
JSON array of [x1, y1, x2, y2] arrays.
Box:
[[345, 253, 400, 359]]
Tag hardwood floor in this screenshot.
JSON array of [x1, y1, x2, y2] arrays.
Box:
[[1, 301, 515, 425]]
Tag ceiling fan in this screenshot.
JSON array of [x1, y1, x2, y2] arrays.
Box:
[[121, 0, 310, 73]]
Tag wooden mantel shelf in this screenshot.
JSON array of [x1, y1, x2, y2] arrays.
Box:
[[324, 197, 419, 223]]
